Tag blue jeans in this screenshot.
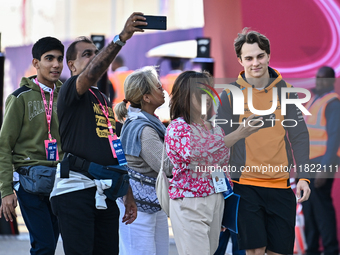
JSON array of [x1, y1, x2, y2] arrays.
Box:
[[16, 185, 59, 255], [214, 230, 245, 255]]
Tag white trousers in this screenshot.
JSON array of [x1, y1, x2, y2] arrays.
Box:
[[117, 200, 169, 255], [170, 193, 224, 255]]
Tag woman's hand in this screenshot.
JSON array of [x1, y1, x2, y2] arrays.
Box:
[[223, 114, 262, 147], [235, 114, 263, 139], [122, 187, 138, 224]]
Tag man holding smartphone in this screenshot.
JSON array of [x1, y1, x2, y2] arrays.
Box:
[[216, 29, 311, 255], [49, 13, 147, 255]]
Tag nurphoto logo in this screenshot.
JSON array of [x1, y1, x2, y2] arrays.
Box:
[[199, 83, 312, 128]]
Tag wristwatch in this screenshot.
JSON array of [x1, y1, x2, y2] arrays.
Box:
[[113, 35, 126, 47]]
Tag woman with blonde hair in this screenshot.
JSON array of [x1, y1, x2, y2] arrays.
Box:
[[114, 66, 173, 255]]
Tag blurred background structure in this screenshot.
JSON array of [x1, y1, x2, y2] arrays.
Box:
[[1, 0, 340, 252]]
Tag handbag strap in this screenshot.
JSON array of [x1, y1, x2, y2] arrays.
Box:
[[160, 144, 165, 174]]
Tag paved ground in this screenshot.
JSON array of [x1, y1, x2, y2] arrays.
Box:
[[0, 207, 180, 255], [0, 234, 179, 255], [0, 208, 234, 255]]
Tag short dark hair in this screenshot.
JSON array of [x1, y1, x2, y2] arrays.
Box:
[[113, 55, 124, 66], [170, 70, 213, 124], [234, 28, 270, 58], [32, 37, 64, 60], [317, 66, 335, 87], [66, 36, 93, 63], [318, 66, 335, 78], [169, 58, 183, 70]]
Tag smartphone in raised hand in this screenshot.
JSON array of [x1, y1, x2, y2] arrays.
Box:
[[136, 15, 167, 30]]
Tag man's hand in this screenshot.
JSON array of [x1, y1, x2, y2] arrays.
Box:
[[0, 194, 18, 222], [122, 187, 137, 225], [119, 12, 147, 42], [296, 180, 311, 203]]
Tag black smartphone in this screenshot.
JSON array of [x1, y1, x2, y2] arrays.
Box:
[[136, 15, 167, 30], [252, 113, 276, 128]]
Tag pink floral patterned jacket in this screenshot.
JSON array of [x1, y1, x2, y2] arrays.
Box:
[[165, 117, 230, 199]]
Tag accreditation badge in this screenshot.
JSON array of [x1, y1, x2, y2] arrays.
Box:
[[211, 168, 229, 194], [108, 135, 127, 166], [44, 139, 59, 161], [112, 139, 128, 166]]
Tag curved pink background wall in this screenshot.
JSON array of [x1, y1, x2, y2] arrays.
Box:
[[204, 0, 340, 247]]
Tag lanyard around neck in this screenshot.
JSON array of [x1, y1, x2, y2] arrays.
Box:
[[34, 78, 54, 140], [89, 89, 114, 137], [192, 119, 211, 137]]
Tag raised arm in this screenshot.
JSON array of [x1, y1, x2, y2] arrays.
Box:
[[76, 12, 147, 95]]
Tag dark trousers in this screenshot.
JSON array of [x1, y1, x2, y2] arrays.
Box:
[[50, 187, 120, 255], [302, 178, 339, 255], [214, 229, 245, 255], [16, 185, 59, 255]]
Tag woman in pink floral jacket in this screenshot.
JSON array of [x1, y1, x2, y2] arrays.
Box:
[[165, 71, 260, 254]]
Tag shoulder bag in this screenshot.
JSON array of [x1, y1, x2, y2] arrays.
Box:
[[155, 145, 170, 216]]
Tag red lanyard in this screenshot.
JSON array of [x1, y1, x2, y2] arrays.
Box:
[[34, 78, 54, 141], [89, 89, 115, 138]]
